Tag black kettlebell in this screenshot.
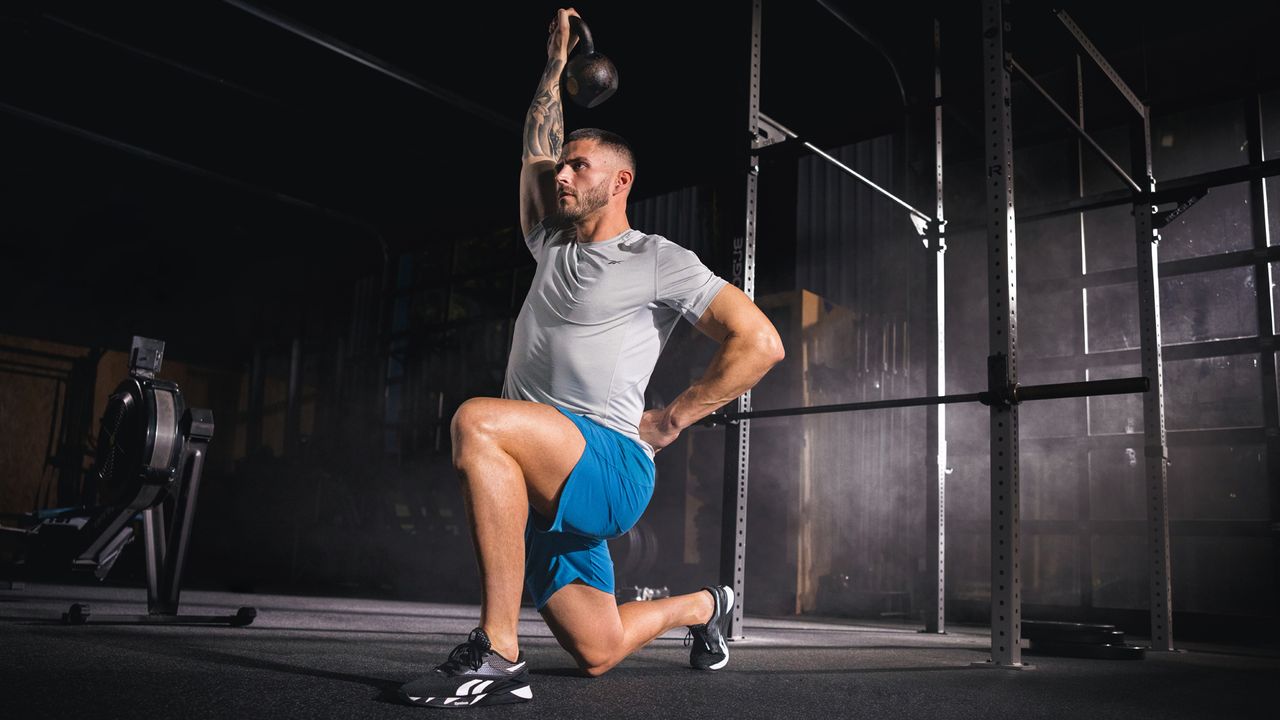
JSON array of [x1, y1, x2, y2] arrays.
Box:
[[563, 17, 618, 108]]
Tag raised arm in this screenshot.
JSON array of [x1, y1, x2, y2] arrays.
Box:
[[519, 8, 578, 237], [639, 285, 786, 452]]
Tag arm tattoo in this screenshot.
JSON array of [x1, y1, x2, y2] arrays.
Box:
[[524, 57, 565, 162]]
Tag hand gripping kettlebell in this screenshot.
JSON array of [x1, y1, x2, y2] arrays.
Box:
[[563, 17, 618, 108]]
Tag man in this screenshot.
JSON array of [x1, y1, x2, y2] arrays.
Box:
[[397, 8, 784, 709]]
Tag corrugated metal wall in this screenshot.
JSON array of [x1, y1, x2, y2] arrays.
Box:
[[629, 185, 713, 259], [793, 136, 931, 616]]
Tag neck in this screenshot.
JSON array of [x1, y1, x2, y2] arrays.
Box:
[[574, 208, 630, 242]]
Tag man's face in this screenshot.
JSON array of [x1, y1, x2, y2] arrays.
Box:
[[553, 140, 615, 223]]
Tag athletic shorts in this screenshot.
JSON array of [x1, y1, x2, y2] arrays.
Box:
[[525, 407, 656, 610]]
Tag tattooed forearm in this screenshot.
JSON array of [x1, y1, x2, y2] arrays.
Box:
[[523, 57, 565, 162]]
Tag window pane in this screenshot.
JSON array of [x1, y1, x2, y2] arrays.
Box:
[[1263, 89, 1280, 163], [1152, 100, 1247, 179], [1083, 204, 1135, 274], [1157, 182, 1253, 261], [1168, 444, 1267, 521], [1160, 266, 1258, 345], [1021, 369, 1086, 439], [1086, 269, 1259, 350], [1085, 359, 1267, 432], [1165, 354, 1264, 430], [1085, 282, 1137, 352], [1087, 364, 1144, 435], [1270, 182, 1280, 254], [1270, 262, 1279, 335], [1018, 215, 1082, 283], [1021, 288, 1082, 358]]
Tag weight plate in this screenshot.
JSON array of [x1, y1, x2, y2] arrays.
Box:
[[1028, 640, 1146, 660]]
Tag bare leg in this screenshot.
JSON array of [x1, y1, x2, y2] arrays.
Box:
[[450, 398, 587, 660], [540, 582, 715, 676]]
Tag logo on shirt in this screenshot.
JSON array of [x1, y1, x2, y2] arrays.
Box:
[[606, 259, 624, 265]]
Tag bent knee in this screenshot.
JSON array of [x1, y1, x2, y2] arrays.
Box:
[[568, 639, 622, 678], [451, 397, 497, 437], [578, 654, 619, 678], [451, 399, 514, 459]]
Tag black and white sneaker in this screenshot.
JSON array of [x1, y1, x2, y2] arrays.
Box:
[[686, 585, 734, 671], [397, 627, 532, 708]]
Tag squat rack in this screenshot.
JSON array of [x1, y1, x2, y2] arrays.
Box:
[[709, 0, 1189, 667]]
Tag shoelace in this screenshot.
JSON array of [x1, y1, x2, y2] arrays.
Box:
[[683, 625, 712, 651], [437, 638, 486, 673]]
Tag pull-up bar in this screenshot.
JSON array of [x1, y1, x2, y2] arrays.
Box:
[[698, 376, 1149, 426]]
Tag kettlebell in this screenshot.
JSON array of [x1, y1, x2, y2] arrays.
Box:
[[563, 17, 618, 108]]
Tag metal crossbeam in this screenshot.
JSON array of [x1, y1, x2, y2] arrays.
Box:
[[946, 155, 1280, 232], [1009, 58, 1141, 193], [757, 113, 934, 223], [1054, 10, 1145, 117], [812, 0, 907, 107]]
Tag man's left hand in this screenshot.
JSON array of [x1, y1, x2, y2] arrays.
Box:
[[639, 407, 681, 454]]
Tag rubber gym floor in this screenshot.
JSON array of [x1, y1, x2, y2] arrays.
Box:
[[2, 582, 1275, 719]]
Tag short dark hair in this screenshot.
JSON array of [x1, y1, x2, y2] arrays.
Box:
[[565, 127, 636, 173]]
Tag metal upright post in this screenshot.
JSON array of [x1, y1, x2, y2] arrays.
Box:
[[923, 17, 948, 635], [1131, 105, 1175, 652], [719, 0, 763, 641], [1052, 4, 1175, 652], [1244, 92, 1279, 608], [979, 0, 1025, 668], [1073, 53, 1096, 616]]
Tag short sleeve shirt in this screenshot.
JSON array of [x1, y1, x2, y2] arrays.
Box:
[[502, 222, 728, 457]]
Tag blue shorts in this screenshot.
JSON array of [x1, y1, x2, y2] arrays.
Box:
[[525, 407, 655, 609]]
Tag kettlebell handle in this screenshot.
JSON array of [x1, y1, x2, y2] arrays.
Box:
[[562, 15, 617, 108], [568, 16, 595, 56]]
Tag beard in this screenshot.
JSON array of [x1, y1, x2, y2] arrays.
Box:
[[552, 177, 611, 225]]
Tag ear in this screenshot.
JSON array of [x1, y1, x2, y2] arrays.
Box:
[[613, 169, 634, 195]]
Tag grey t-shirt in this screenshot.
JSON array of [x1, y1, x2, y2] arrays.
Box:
[[502, 221, 728, 458]]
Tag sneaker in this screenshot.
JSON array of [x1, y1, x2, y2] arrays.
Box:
[[686, 585, 734, 670], [397, 627, 532, 708]]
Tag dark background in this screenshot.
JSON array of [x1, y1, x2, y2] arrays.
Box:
[[4, 0, 1275, 363]]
